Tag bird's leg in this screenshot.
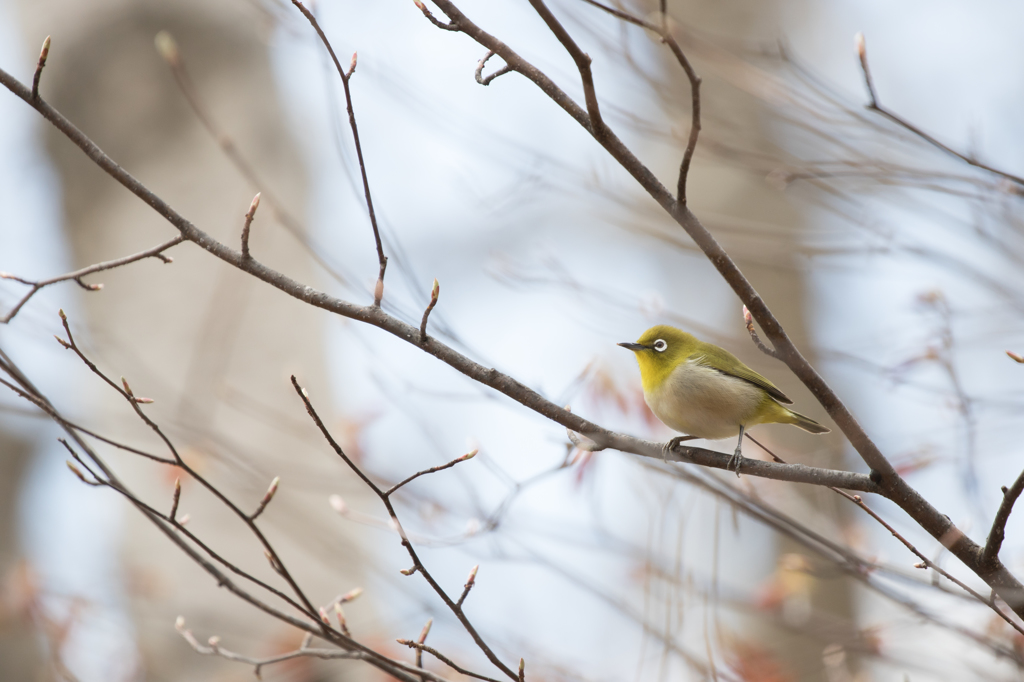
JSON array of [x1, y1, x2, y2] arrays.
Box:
[[662, 435, 698, 460], [727, 425, 745, 477]]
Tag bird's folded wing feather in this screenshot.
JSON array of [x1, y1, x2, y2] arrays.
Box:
[[693, 347, 793, 404]]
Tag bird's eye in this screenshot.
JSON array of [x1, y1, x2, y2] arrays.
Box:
[[653, 339, 667, 352]]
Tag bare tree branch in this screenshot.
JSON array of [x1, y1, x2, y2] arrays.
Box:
[[578, 0, 702, 203], [291, 0, 388, 304], [397, 640, 504, 682], [292, 376, 520, 681], [419, 278, 439, 343], [855, 32, 1024, 188], [0, 235, 183, 323], [983, 468, 1024, 567]]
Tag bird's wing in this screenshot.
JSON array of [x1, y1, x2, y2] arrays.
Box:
[[693, 347, 794, 405]]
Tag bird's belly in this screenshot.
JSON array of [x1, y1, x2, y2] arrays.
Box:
[[645, 361, 765, 440]]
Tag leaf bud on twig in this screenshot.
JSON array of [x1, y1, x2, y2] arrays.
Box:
[[334, 602, 350, 636], [66, 461, 88, 483], [340, 587, 363, 603], [329, 494, 348, 515], [417, 618, 433, 643], [154, 31, 180, 67], [374, 278, 384, 307]]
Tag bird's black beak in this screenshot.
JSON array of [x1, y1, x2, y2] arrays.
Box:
[[617, 342, 648, 351]]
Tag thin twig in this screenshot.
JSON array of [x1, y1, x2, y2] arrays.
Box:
[[855, 32, 1024, 187], [293, 377, 520, 681], [31, 36, 50, 99], [291, 0, 388, 304], [416, 618, 433, 675], [241, 193, 260, 259], [175, 618, 454, 682], [0, 235, 183, 323], [56, 312, 322, 623], [169, 478, 181, 521], [456, 564, 478, 607], [56, 427, 315, 619], [249, 476, 280, 521], [983, 468, 1024, 567], [577, 0, 700, 202], [385, 449, 474, 497], [742, 305, 780, 359], [475, 51, 513, 86], [527, 0, 605, 137], [419, 279, 440, 343], [413, 0, 461, 31], [397, 640, 504, 682]]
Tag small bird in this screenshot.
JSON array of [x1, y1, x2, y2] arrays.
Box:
[[619, 325, 829, 473]]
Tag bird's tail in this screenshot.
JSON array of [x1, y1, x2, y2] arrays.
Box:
[[785, 409, 831, 434]]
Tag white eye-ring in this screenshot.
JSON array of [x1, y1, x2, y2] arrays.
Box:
[[653, 339, 667, 352]]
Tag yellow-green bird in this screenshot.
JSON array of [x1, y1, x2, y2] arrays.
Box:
[[619, 325, 829, 473]]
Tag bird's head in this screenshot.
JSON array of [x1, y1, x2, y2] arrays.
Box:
[[618, 325, 700, 392]]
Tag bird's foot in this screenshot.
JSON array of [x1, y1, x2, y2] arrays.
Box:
[[662, 435, 697, 459], [727, 446, 744, 477]]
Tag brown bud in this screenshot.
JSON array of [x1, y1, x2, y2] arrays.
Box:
[[66, 461, 88, 483]]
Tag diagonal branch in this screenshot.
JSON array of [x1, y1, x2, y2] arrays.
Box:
[[527, 0, 605, 137], [982, 468, 1024, 567], [397, 640, 504, 682], [578, 0, 702, 203], [0, 235, 183, 323], [855, 32, 1024, 188], [291, 0, 388, 304], [292, 377, 520, 681], [55, 312, 322, 624]]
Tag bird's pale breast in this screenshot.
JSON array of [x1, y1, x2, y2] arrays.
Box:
[[644, 357, 766, 440]]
